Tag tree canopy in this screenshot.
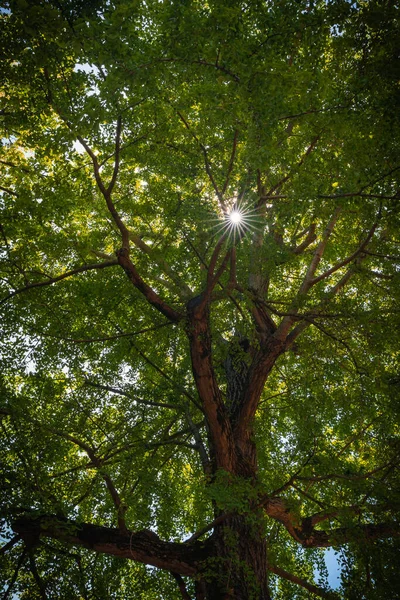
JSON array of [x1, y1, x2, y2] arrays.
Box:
[[1, 0, 400, 598]]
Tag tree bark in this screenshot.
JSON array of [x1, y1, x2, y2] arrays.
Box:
[[12, 515, 207, 576], [205, 513, 270, 600]]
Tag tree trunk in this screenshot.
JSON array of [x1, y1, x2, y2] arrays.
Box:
[[203, 513, 270, 600]]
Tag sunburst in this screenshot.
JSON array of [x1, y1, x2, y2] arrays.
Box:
[[211, 198, 262, 242]]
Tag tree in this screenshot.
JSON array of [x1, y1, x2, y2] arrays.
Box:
[[1, 0, 399, 598]]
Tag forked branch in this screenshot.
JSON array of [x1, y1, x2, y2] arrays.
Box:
[[298, 207, 342, 295], [186, 296, 236, 472], [77, 128, 129, 249], [311, 222, 377, 286], [263, 496, 400, 548]]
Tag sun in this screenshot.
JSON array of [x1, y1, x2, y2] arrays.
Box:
[[228, 210, 243, 225], [207, 196, 261, 242]]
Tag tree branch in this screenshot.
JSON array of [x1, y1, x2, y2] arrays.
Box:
[[186, 296, 236, 472], [0, 185, 18, 196], [176, 110, 227, 213], [311, 222, 377, 286], [31, 321, 174, 344], [116, 247, 183, 322], [76, 135, 130, 248], [1, 548, 27, 600], [260, 135, 320, 202], [0, 261, 119, 305], [263, 496, 400, 548], [291, 223, 317, 255], [129, 232, 192, 298], [232, 335, 286, 447], [205, 248, 232, 302], [268, 564, 339, 599], [84, 380, 181, 410], [35, 422, 128, 531], [184, 513, 229, 543], [184, 406, 211, 474], [221, 129, 239, 196], [29, 551, 48, 600], [106, 116, 122, 196], [129, 341, 198, 407], [12, 515, 207, 576], [207, 235, 227, 286], [170, 572, 192, 600], [275, 207, 347, 342], [298, 207, 342, 295]]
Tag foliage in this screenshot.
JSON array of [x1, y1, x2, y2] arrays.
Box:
[[0, 0, 399, 598]]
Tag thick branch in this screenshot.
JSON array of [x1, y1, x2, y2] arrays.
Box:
[[303, 522, 400, 548], [29, 551, 48, 600], [116, 247, 182, 322], [12, 515, 207, 576], [263, 496, 400, 548], [291, 223, 317, 255], [206, 248, 232, 301], [233, 335, 286, 446], [171, 572, 192, 600], [207, 235, 227, 286], [186, 297, 235, 472]]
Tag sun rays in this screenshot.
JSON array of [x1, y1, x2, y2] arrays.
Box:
[[210, 198, 262, 242]]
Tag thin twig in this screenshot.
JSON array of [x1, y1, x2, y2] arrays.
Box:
[[106, 116, 122, 195], [29, 321, 174, 344], [0, 261, 118, 305], [268, 564, 339, 599], [84, 380, 181, 410], [222, 129, 239, 195]]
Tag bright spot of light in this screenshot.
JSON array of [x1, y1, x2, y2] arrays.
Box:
[[229, 210, 243, 224], [206, 196, 262, 242]]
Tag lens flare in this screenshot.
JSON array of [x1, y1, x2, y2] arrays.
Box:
[[229, 210, 243, 224], [205, 196, 263, 243]]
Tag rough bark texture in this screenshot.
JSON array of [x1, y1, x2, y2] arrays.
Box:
[[205, 514, 270, 600], [184, 293, 279, 598], [12, 515, 208, 576]]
